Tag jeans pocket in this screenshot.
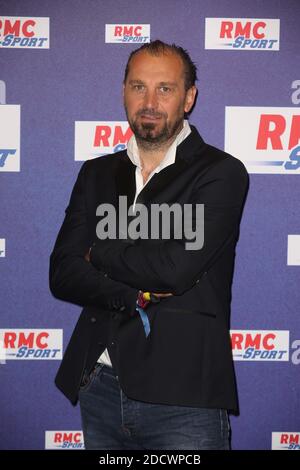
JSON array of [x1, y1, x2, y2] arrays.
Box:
[[79, 363, 104, 393]]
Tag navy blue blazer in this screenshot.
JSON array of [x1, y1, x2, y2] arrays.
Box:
[[49, 125, 248, 411]]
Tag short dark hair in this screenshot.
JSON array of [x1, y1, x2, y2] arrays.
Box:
[[123, 39, 198, 91]]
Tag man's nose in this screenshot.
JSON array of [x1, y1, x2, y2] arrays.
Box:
[[143, 88, 158, 108]]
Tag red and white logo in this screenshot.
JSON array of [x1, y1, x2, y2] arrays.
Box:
[[75, 121, 133, 161], [0, 105, 20, 172], [205, 18, 280, 50], [0, 329, 63, 360], [45, 431, 84, 450], [0, 16, 49, 48], [230, 330, 289, 361], [225, 107, 300, 174], [105, 24, 150, 44], [272, 432, 300, 450]]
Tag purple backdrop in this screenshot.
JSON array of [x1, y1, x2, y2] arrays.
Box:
[[0, 0, 299, 450]]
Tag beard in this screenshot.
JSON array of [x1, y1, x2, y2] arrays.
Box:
[[125, 106, 184, 148]]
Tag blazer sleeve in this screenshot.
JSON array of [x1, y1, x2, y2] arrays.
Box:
[[49, 161, 138, 313], [89, 157, 249, 296]]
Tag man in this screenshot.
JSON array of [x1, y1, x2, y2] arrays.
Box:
[[49, 40, 249, 450]]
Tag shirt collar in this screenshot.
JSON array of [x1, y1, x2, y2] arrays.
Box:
[[127, 119, 191, 172]]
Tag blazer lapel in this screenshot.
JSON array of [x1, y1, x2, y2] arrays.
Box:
[[114, 125, 209, 209], [136, 125, 207, 206], [135, 157, 188, 206], [114, 153, 136, 207]]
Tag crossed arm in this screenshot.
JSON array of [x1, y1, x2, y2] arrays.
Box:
[[49, 162, 139, 313], [88, 156, 248, 296], [50, 157, 248, 310]]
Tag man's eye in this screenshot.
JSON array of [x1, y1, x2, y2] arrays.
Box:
[[158, 86, 171, 94], [133, 85, 145, 91]]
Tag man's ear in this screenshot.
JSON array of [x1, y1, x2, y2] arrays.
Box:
[[184, 86, 197, 114]]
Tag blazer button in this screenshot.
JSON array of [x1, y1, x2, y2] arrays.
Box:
[[119, 306, 126, 312], [195, 279, 200, 284], [90, 317, 96, 323]]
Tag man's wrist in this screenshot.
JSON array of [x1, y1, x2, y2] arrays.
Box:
[[136, 290, 161, 309]]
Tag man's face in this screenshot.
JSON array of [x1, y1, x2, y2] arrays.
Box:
[[123, 51, 196, 146]]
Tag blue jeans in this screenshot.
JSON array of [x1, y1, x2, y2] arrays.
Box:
[[79, 363, 230, 450]]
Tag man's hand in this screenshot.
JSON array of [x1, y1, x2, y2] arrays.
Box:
[[86, 244, 173, 298], [86, 245, 173, 297]]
